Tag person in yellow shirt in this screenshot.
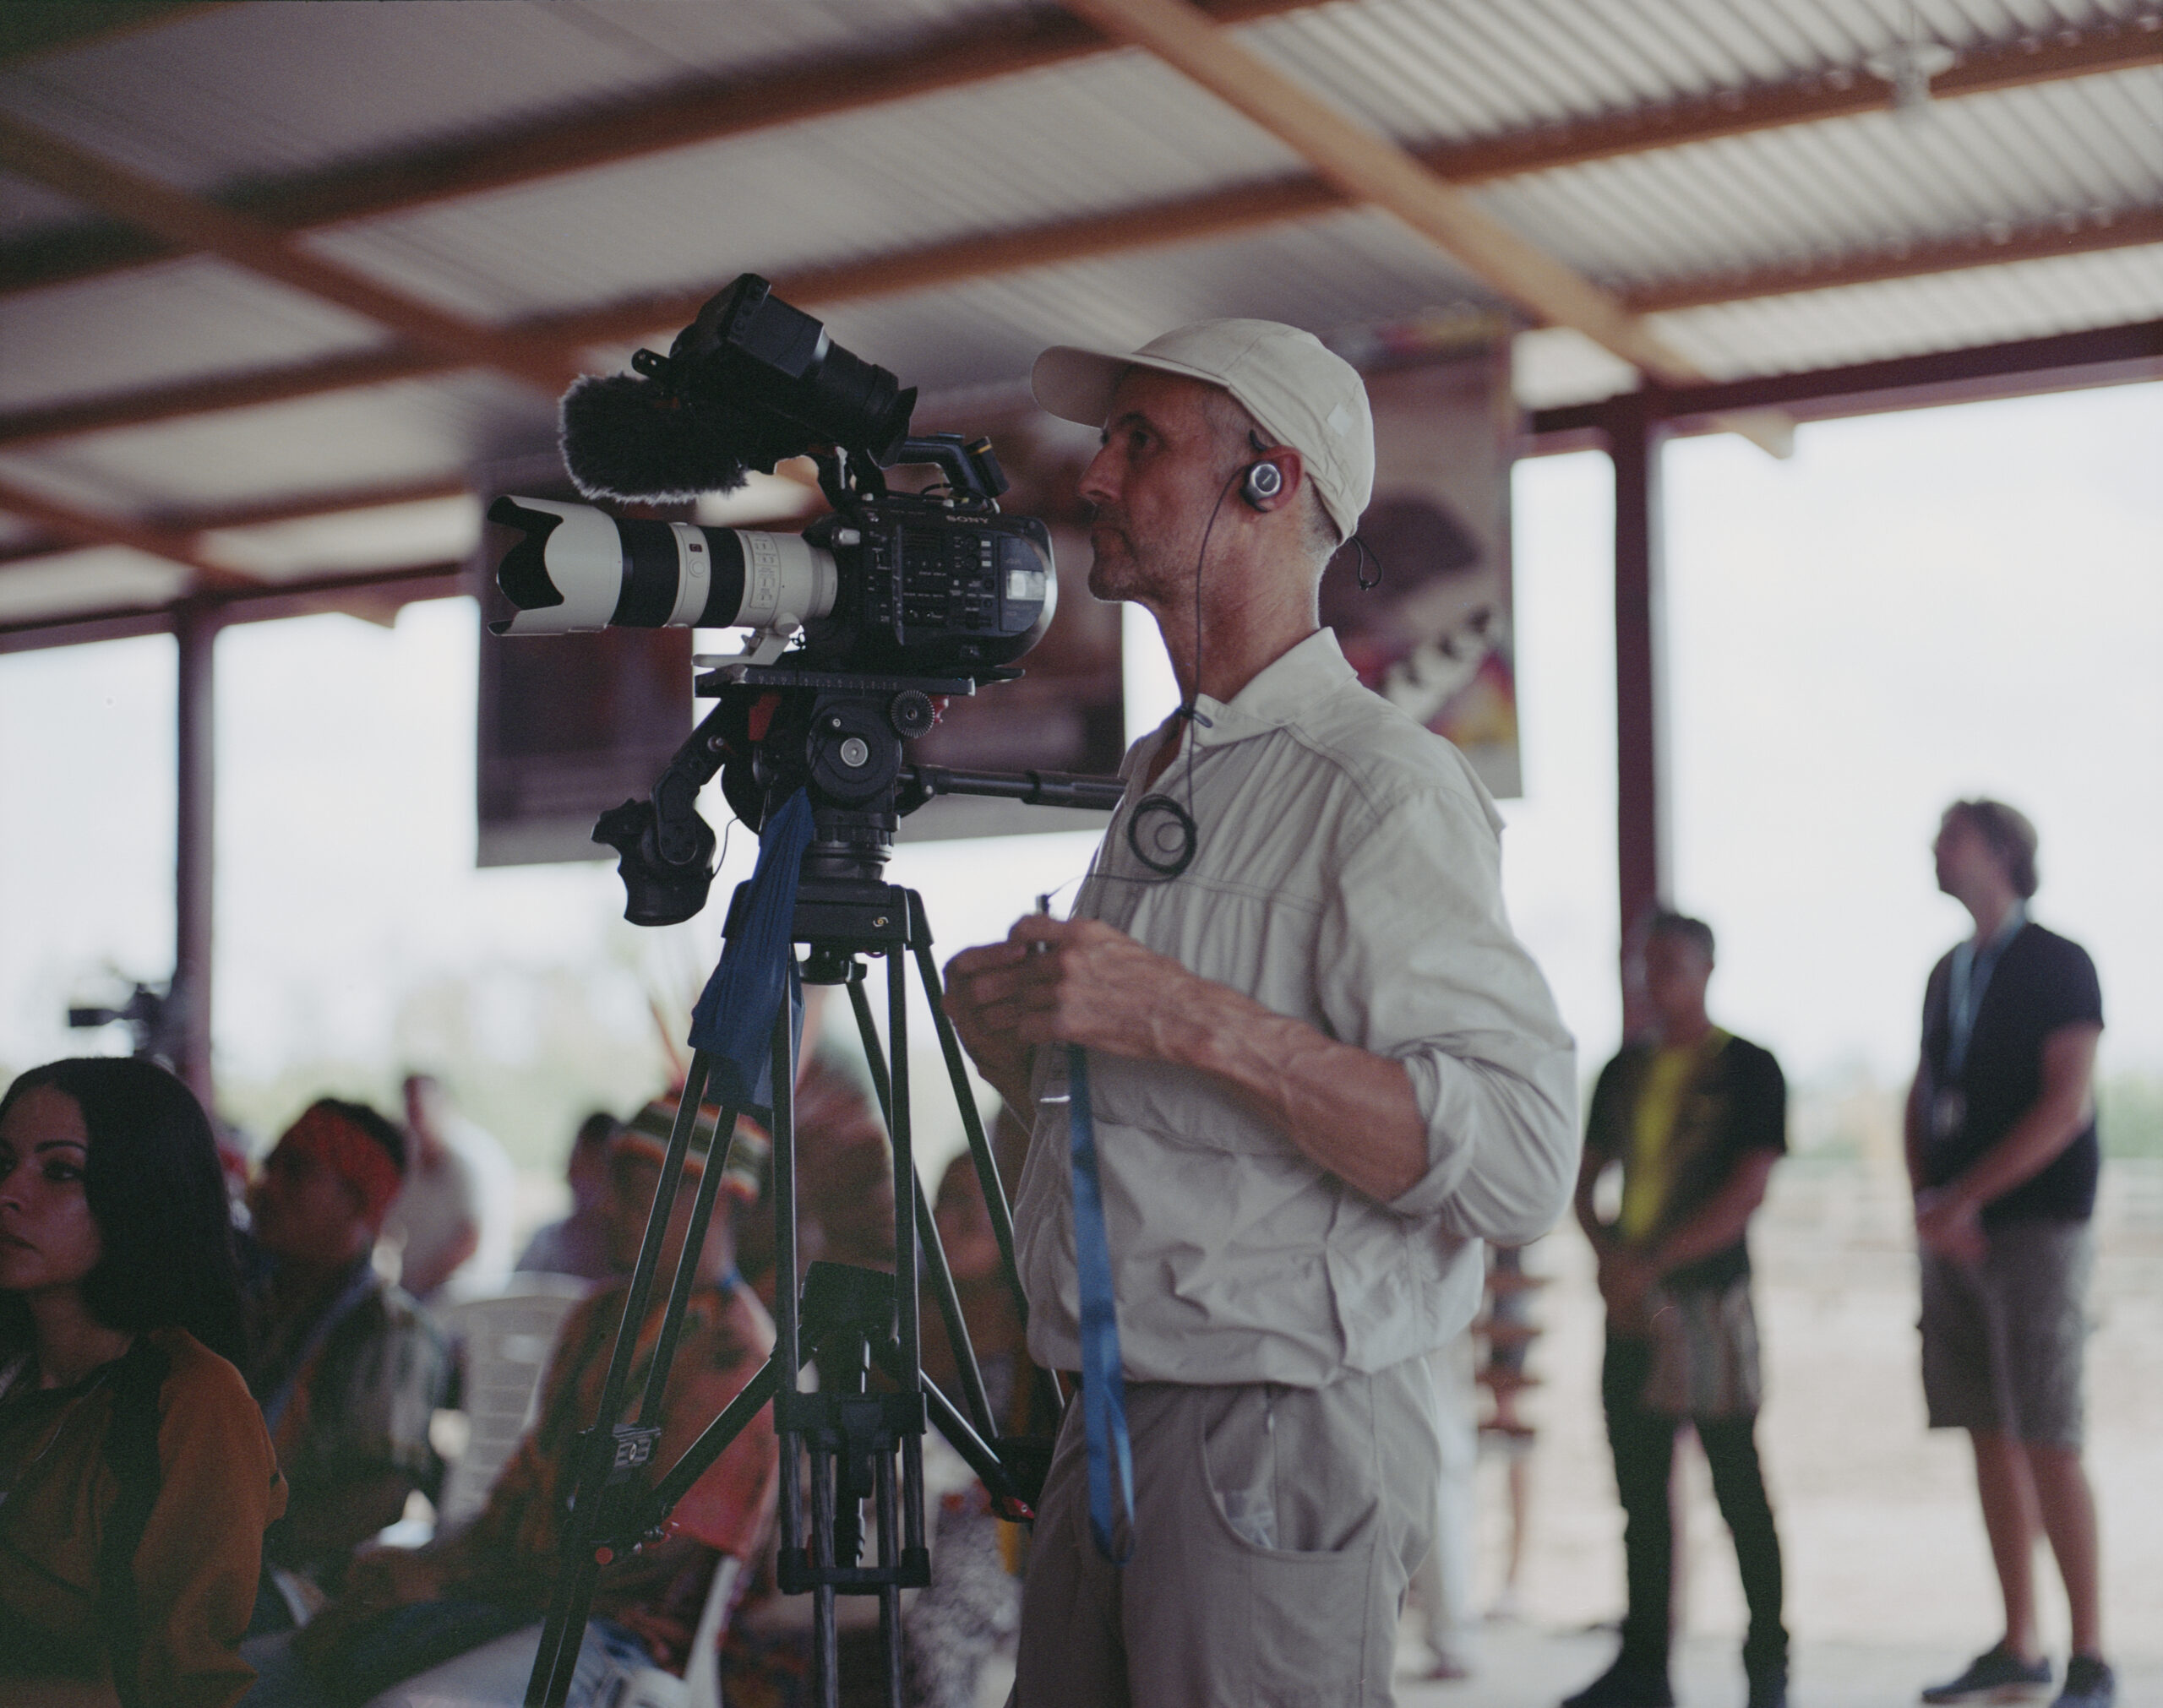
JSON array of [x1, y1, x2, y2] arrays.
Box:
[[1567, 912, 1790, 1708]]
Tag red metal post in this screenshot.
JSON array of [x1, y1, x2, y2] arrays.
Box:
[[173, 600, 216, 1109], [1609, 390, 1669, 1034]]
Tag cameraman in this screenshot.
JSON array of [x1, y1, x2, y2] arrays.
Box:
[[944, 321, 1578, 1706]]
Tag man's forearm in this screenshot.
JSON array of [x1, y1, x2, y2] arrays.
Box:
[[1941, 1097, 2089, 1211], [1903, 1071, 1928, 1191], [1167, 977, 1427, 1204], [1645, 1151, 1776, 1276], [1932, 1024, 2100, 1214]]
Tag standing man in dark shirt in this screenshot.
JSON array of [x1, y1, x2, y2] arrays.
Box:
[[1567, 911, 1788, 1708], [1910, 801, 2112, 1708]]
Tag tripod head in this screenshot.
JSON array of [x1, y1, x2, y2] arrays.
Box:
[[595, 662, 1126, 927]]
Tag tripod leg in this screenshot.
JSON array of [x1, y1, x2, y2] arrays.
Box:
[[638, 1093, 739, 1426], [845, 969, 1000, 1446], [909, 922, 1030, 1331], [877, 1450, 905, 1708], [810, 1442, 840, 1708], [526, 1049, 716, 1708], [771, 1000, 806, 1569], [887, 952, 929, 1572]]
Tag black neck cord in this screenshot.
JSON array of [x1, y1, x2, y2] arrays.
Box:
[[1125, 464, 1245, 880]]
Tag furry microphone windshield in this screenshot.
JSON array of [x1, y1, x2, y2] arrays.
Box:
[[558, 373, 765, 504]]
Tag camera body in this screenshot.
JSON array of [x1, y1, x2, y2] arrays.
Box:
[[793, 479, 1054, 674]]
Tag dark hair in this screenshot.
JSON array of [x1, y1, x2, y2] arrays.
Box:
[[1945, 798, 2040, 898], [301, 1096, 408, 1178], [1646, 908, 1717, 966], [574, 1110, 620, 1154], [0, 1058, 246, 1365]]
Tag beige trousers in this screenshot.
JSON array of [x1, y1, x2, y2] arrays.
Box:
[[1012, 1357, 1439, 1708]]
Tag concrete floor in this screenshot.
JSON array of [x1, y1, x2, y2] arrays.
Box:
[[1398, 1621, 2162, 1708]]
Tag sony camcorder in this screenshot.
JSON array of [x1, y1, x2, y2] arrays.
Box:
[[487, 273, 1054, 675], [484, 275, 1122, 926]]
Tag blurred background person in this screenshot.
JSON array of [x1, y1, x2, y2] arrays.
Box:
[[241, 1096, 777, 1707], [0, 1058, 285, 1708], [1910, 802, 2112, 1708], [904, 1153, 1034, 1708], [242, 1100, 451, 1631], [514, 1110, 621, 1282], [733, 988, 893, 1312], [1567, 911, 1789, 1708], [383, 1074, 515, 1302], [1410, 1325, 1483, 1682], [1481, 1243, 1543, 1625]]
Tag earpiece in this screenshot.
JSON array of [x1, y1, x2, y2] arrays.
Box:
[[1240, 460, 1285, 509]]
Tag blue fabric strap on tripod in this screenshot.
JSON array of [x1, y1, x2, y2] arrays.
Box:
[[689, 788, 813, 1118], [1065, 1044, 1134, 1562]]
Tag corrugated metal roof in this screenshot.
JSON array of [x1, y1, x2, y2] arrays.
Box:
[[0, 372, 551, 514], [0, 545, 184, 623], [0, 0, 2157, 628], [1654, 240, 2163, 372], [1484, 68, 2160, 286], [0, 0, 1031, 210], [0, 255, 387, 411], [300, 51, 1306, 324], [1250, 0, 2150, 139]]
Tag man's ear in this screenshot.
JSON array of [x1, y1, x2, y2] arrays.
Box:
[[1242, 446, 1306, 513]]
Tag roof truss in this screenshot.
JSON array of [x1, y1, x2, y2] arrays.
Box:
[[0, 9, 2151, 464], [2, 5, 2159, 590]]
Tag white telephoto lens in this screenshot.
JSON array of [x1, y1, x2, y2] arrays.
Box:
[[726, 530, 838, 635], [493, 499, 628, 634]]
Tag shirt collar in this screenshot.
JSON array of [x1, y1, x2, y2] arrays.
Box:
[[1958, 900, 2029, 963], [1183, 628, 1357, 750]]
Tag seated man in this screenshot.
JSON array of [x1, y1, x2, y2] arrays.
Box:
[[242, 1097, 779, 1707], [244, 1099, 453, 1625]]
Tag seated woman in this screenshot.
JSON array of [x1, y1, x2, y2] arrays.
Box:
[[0, 1058, 286, 1708]]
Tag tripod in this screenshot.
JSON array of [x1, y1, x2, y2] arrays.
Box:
[[526, 858, 1060, 1708]]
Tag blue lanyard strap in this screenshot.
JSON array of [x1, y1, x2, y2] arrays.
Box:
[[1947, 903, 2024, 1080], [1065, 1044, 1135, 1563]]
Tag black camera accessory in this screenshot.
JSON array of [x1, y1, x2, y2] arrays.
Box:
[[1126, 759, 1201, 877], [558, 274, 917, 504], [1240, 459, 1285, 508]]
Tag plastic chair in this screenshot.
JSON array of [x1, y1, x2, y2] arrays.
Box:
[[432, 1273, 593, 1531]]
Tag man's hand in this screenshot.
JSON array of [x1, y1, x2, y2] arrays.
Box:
[[943, 917, 1201, 1108], [293, 1545, 443, 1668], [1915, 1186, 1988, 1264], [1599, 1248, 1659, 1314], [945, 912, 1430, 1204]]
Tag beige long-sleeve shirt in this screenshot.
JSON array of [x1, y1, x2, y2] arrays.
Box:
[[1012, 628, 1578, 1388]]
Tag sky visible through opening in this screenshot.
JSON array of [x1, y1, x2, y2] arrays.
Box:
[[2, 382, 2156, 1180]]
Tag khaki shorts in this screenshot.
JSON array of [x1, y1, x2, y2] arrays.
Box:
[[1920, 1218, 2093, 1449], [1013, 1359, 1438, 1708]]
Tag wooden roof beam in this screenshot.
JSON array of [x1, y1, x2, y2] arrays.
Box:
[[0, 0, 1329, 297], [0, 474, 256, 590], [0, 3, 231, 71], [7, 192, 2159, 459], [0, 112, 584, 394], [1620, 206, 2163, 313], [1057, 0, 1702, 383]]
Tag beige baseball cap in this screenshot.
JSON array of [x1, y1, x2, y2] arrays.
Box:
[[1032, 318, 1374, 542]]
